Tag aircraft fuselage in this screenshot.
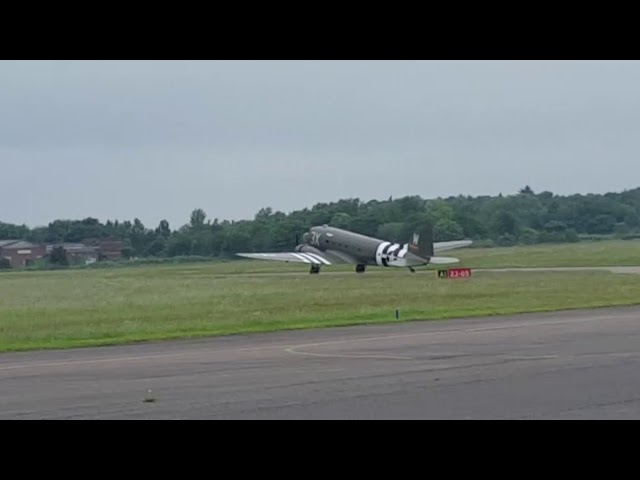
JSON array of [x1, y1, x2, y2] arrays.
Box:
[[296, 225, 424, 268]]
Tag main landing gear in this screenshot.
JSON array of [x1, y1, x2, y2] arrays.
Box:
[[356, 264, 366, 274], [310, 264, 321, 274], [409, 267, 416, 273]]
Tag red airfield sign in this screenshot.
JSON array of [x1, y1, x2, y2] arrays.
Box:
[[437, 268, 472, 279]]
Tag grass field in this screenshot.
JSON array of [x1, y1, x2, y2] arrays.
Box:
[[1, 239, 639, 352], [2, 250, 640, 352], [455, 239, 640, 268]]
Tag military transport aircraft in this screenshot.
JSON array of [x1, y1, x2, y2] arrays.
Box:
[[237, 224, 472, 274]]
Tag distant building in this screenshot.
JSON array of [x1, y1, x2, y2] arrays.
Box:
[[80, 238, 124, 261], [46, 243, 99, 264], [44, 238, 124, 264], [96, 239, 124, 261], [0, 240, 46, 267], [0, 237, 126, 268]]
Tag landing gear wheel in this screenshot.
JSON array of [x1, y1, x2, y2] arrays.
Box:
[[409, 267, 416, 273], [310, 264, 321, 274], [356, 264, 366, 274]]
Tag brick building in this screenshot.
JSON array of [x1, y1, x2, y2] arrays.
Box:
[[46, 243, 99, 264], [0, 240, 46, 267], [0, 237, 125, 268], [45, 238, 124, 264], [96, 239, 124, 261], [80, 238, 124, 261]]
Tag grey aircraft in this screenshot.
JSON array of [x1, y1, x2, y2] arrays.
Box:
[[237, 225, 472, 274]]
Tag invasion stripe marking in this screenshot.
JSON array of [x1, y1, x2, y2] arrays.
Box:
[[291, 253, 312, 263], [298, 253, 327, 265], [376, 241, 391, 267], [304, 252, 332, 265], [389, 243, 401, 255], [298, 253, 319, 264]]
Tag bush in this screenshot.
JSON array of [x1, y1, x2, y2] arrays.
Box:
[[614, 223, 630, 238], [48, 246, 69, 267], [496, 234, 517, 247], [564, 229, 580, 243], [519, 228, 538, 245], [536, 229, 580, 244], [0, 257, 11, 269]]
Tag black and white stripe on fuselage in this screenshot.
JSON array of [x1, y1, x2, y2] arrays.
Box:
[[375, 241, 411, 267]]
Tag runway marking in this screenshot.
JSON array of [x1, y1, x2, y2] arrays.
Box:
[[285, 346, 412, 360], [578, 352, 640, 359], [464, 314, 639, 333], [0, 345, 289, 372], [282, 314, 638, 359], [291, 368, 345, 373], [1, 311, 637, 372], [502, 355, 559, 360]]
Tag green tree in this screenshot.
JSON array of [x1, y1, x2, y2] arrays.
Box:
[[48, 246, 68, 266], [424, 199, 455, 225], [130, 218, 148, 256], [5, 185, 640, 259], [190, 208, 208, 230], [146, 237, 168, 257], [519, 228, 538, 245], [330, 212, 352, 229], [586, 214, 616, 234], [433, 219, 464, 242], [376, 222, 405, 242], [156, 220, 171, 239], [491, 210, 519, 237], [167, 234, 193, 257]]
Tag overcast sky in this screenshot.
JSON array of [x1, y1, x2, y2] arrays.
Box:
[[1, 60, 639, 228]]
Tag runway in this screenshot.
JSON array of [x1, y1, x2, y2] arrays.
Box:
[[480, 266, 640, 275], [223, 265, 640, 277], [2, 305, 640, 419]]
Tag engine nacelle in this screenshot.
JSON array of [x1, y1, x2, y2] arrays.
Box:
[[297, 245, 325, 256]]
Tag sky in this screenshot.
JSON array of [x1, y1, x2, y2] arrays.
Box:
[[1, 60, 639, 229]]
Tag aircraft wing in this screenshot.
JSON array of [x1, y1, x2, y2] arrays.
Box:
[[433, 240, 473, 252], [236, 250, 353, 265]]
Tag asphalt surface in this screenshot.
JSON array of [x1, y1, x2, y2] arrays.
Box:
[[2, 305, 640, 419]]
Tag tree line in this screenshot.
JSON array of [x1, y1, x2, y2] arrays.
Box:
[[2, 186, 640, 260]]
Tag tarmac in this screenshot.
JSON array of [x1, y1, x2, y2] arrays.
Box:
[[2, 304, 640, 419]]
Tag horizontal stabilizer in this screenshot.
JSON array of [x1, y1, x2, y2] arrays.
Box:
[[428, 256, 461, 265], [433, 240, 473, 252]]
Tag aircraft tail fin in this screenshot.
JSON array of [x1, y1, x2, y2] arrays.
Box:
[[407, 226, 434, 260]]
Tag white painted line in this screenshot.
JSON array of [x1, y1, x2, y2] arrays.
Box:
[[285, 346, 412, 360]]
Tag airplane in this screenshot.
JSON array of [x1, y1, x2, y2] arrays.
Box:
[[236, 224, 472, 274]]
